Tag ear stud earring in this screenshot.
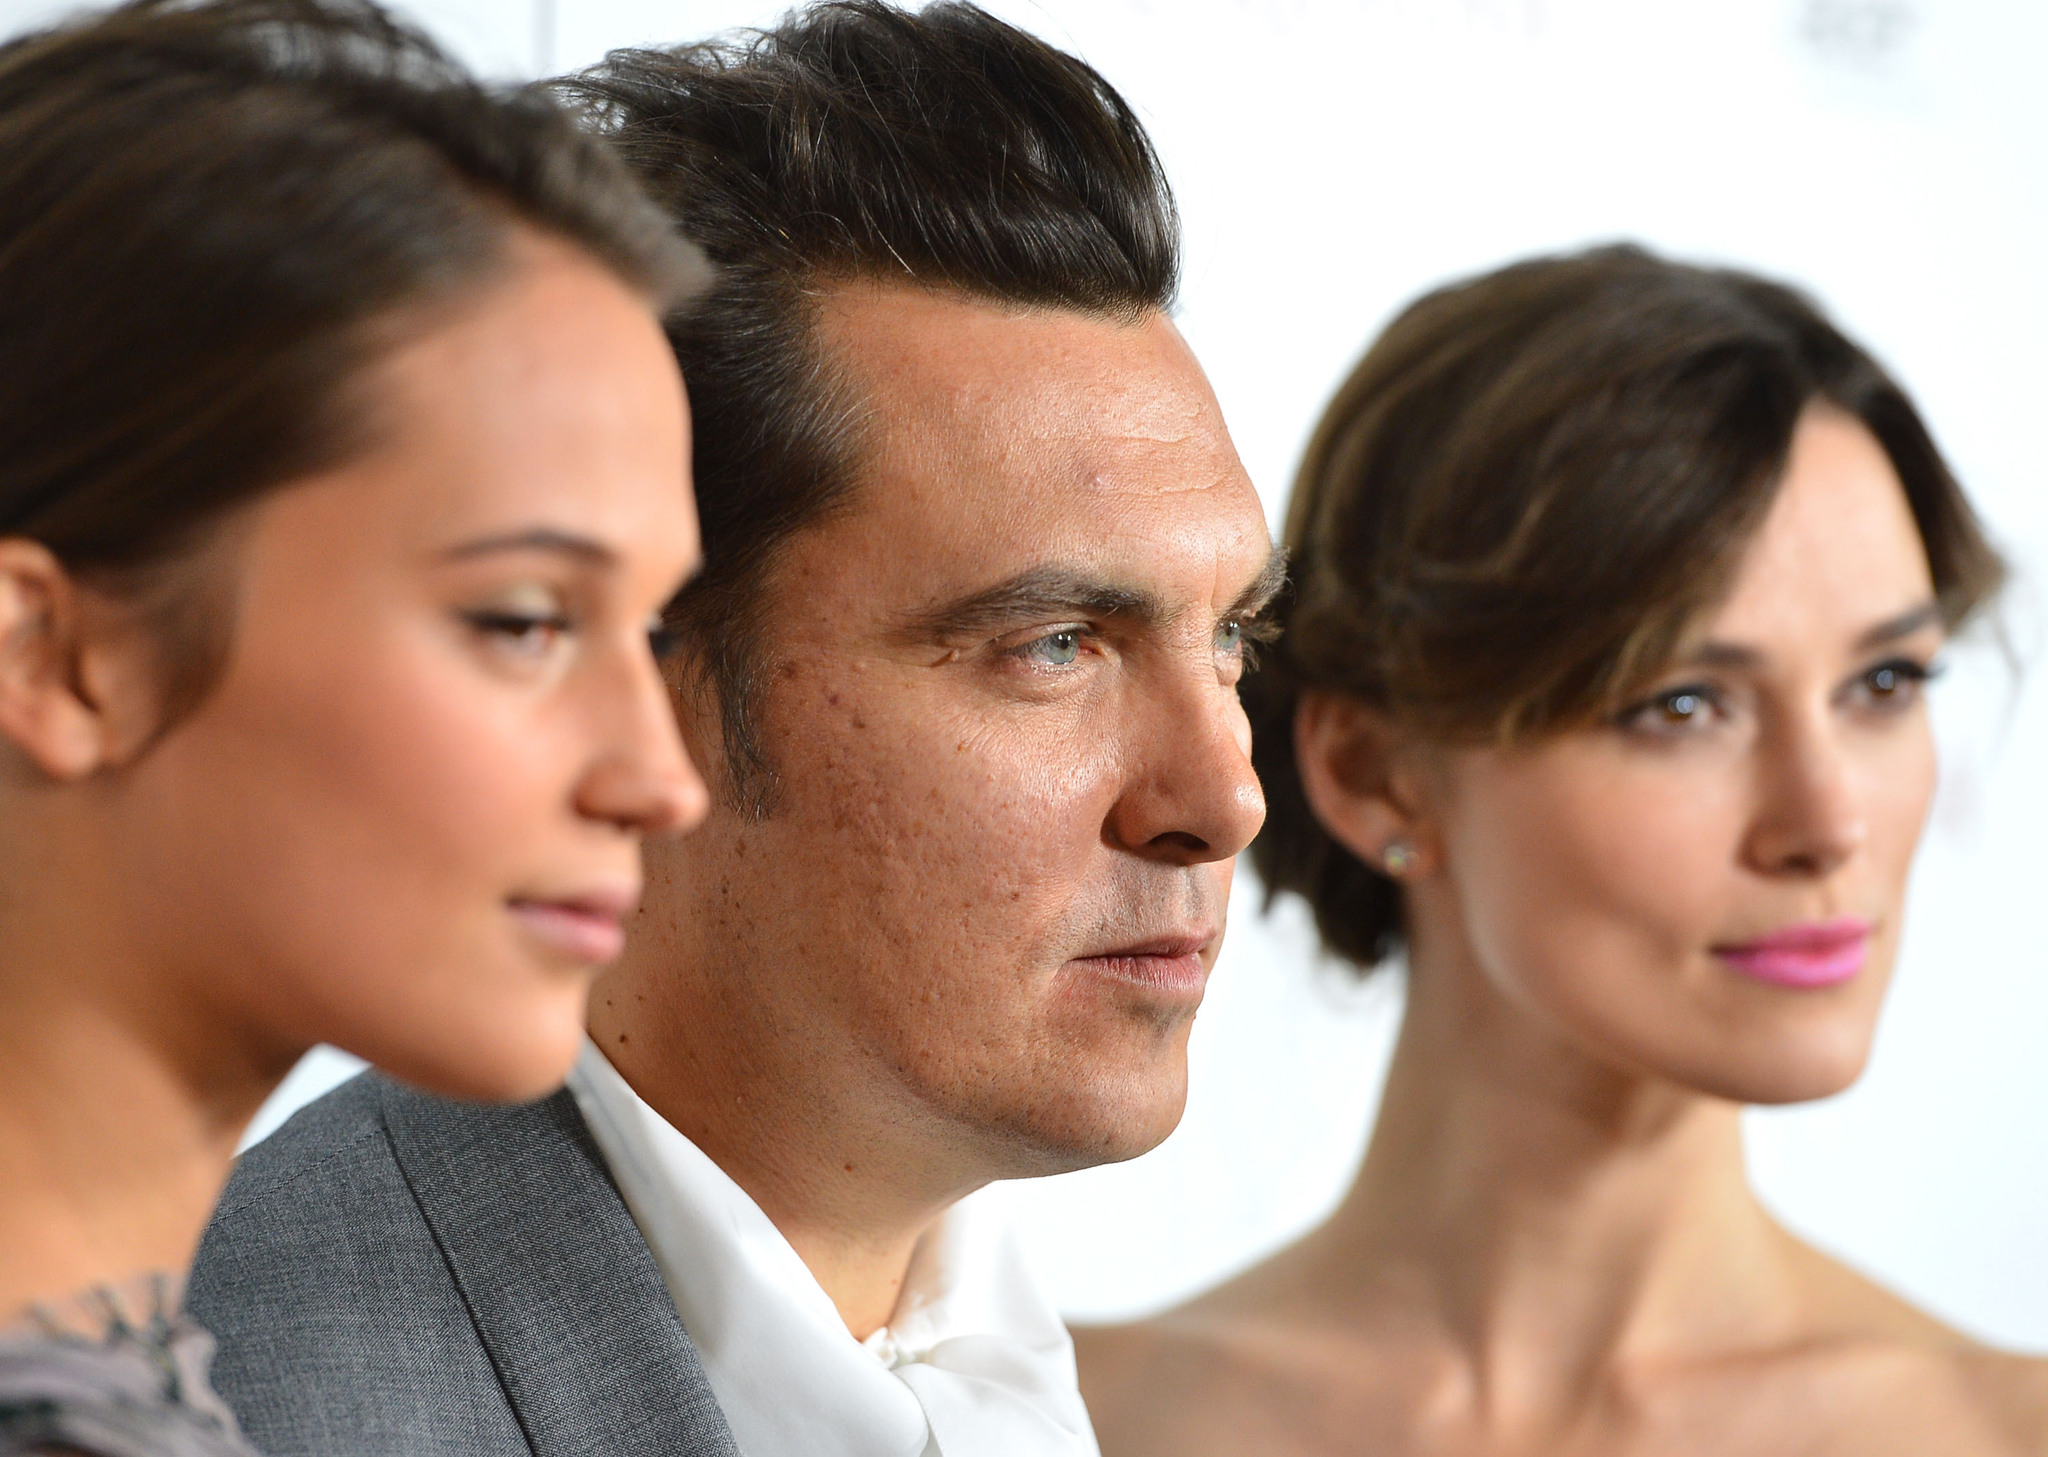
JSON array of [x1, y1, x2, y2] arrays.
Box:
[[1381, 841, 1416, 877]]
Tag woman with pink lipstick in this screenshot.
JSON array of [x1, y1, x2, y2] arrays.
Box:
[[0, 1, 709, 1450], [1077, 245, 2048, 1454]]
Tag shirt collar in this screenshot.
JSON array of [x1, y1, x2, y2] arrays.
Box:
[[565, 1038, 1096, 1457]]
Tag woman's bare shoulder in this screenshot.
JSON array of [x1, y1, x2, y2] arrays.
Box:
[[1075, 1248, 1355, 1393], [1788, 1235, 2048, 1450], [1074, 1315, 1231, 1457], [1074, 1311, 1324, 1457], [1074, 1268, 1424, 1457], [1841, 1341, 2048, 1454], [1072, 1301, 1288, 1415], [1074, 1282, 1304, 1375], [1950, 1346, 2048, 1453]]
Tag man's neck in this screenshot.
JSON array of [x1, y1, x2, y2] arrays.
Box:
[[589, 995, 983, 1340], [779, 1218, 935, 1342]]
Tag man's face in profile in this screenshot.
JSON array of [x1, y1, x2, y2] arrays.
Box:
[[632, 281, 1273, 1175]]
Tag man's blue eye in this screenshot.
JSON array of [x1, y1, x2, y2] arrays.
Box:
[[1023, 629, 1082, 666], [1217, 619, 1244, 653]]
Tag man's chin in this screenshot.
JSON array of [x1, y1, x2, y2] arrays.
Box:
[[977, 1062, 1193, 1177]]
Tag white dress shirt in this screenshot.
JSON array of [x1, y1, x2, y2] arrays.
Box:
[[566, 1039, 1100, 1457]]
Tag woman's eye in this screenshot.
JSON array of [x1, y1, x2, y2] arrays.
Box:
[[1014, 628, 1084, 668], [1622, 684, 1721, 734], [463, 607, 571, 657], [1660, 690, 1706, 722], [1851, 657, 1935, 710]]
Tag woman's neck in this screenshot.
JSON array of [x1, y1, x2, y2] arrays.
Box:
[[0, 951, 285, 1325], [1298, 942, 1807, 1426]]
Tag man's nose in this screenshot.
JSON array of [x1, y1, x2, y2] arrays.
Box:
[[1104, 678, 1267, 866], [574, 638, 712, 838], [1740, 708, 1867, 880]]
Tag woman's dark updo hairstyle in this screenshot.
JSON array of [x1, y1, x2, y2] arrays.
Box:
[[0, 0, 708, 718], [1246, 244, 2005, 972]]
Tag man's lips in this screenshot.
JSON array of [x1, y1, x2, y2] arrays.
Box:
[[507, 887, 638, 966], [1712, 916, 1873, 989], [1067, 933, 1215, 999]]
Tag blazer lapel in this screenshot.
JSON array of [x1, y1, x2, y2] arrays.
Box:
[[377, 1077, 740, 1457]]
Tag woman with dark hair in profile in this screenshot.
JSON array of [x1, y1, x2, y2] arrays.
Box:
[[1077, 245, 2048, 1454], [0, 1, 714, 1451]]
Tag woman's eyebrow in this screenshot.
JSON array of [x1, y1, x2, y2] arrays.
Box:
[[1685, 598, 1945, 670], [435, 528, 616, 565], [1855, 599, 1942, 650]]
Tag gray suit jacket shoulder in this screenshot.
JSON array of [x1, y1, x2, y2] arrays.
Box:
[[187, 1072, 737, 1457]]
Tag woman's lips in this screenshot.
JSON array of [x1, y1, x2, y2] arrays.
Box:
[[508, 895, 632, 966], [1713, 916, 1873, 989]]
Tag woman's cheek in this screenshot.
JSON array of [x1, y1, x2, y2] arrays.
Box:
[[395, 666, 557, 855], [1452, 744, 1742, 1004], [1869, 720, 1938, 878]]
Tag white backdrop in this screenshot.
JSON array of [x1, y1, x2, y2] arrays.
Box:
[[7, 0, 2043, 1349]]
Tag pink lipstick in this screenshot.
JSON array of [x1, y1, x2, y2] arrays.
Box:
[[508, 889, 636, 966], [1713, 917, 1872, 989]]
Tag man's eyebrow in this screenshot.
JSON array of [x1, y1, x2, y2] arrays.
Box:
[[1682, 599, 1945, 671], [898, 566, 1166, 638], [897, 546, 1287, 641], [1226, 546, 1288, 621], [435, 528, 617, 566]]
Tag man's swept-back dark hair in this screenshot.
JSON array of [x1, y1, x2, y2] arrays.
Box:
[[0, 0, 707, 724], [557, 1, 1181, 812], [1247, 244, 2005, 973]]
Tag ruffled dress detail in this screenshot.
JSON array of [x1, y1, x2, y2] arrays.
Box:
[[0, 1279, 259, 1457]]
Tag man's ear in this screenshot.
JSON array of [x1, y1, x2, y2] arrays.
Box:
[[1294, 691, 1439, 880], [0, 539, 131, 780]]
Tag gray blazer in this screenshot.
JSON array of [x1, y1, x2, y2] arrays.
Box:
[[187, 1073, 738, 1457]]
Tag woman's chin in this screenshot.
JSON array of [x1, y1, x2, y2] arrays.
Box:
[[1672, 1030, 1876, 1107], [343, 1001, 590, 1106]]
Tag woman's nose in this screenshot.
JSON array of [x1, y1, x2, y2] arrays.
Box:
[[575, 644, 711, 838], [1741, 711, 1867, 880]]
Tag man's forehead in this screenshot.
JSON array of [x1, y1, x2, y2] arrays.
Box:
[[816, 280, 1213, 437], [869, 469, 1273, 614], [819, 281, 1252, 498], [802, 279, 1269, 608]]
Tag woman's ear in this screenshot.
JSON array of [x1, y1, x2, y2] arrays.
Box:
[[0, 540, 131, 779], [1295, 691, 1439, 880]]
